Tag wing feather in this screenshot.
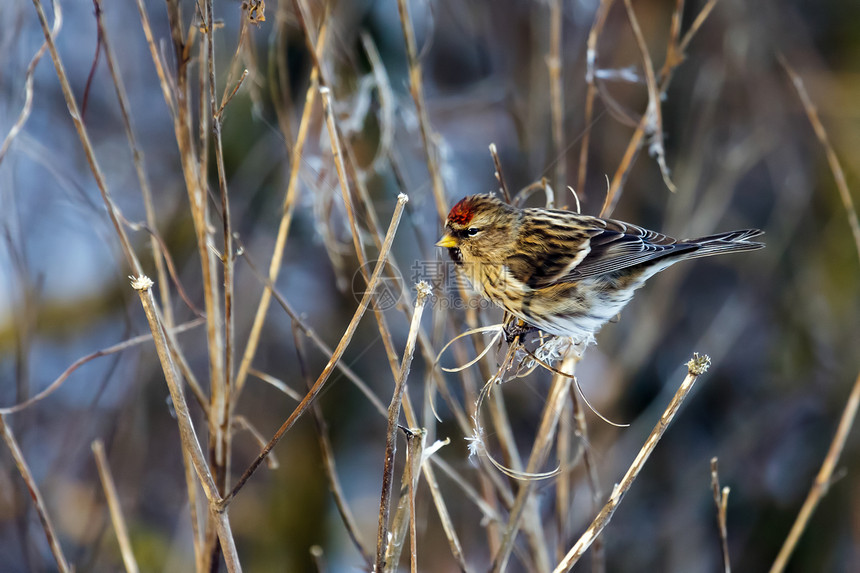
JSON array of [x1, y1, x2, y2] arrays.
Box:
[[509, 212, 696, 286]]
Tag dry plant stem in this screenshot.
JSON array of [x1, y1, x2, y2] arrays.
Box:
[[577, 0, 614, 198], [320, 86, 401, 378], [224, 195, 408, 506], [131, 278, 241, 572], [158, 0, 226, 424], [779, 56, 860, 262], [396, 0, 449, 220], [234, 15, 329, 396], [600, 0, 720, 217], [556, 400, 572, 561], [0, 318, 204, 415], [569, 387, 604, 573], [769, 370, 860, 573], [94, 0, 173, 326], [204, 0, 235, 500], [294, 7, 465, 563], [623, 0, 676, 194], [0, 0, 57, 167], [431, 456, 504, 525], [767, 58, 860, 573], [415, 449, 471, 572], [134, 0, 174, 113], [678, 0, 719, 55], [239, 250, 387, 416], [489, 143, 512, 203], [297, 14, 467, 564], [92, 440, 139, 573], [376, 283, 432, 572], [232, 416, 279, 469], [294, 328, 373, 567], [361, 32, 395, 171], [30, 0, 142, 275], [293, 0, 399, 380], [404, 428, 425, 573], [383, 462, 413, 571], [310, 546, 326, 573], [491, 353, 577, 573], [0, 414, 71, 573], [179, 446, 204, 570], [217, 69, 248, 120], [548, 0, 565, 192], [553, 354, 710, 572], [710, 458, 731, 573]]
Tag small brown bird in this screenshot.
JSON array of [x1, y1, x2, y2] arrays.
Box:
[[436, 194, 764, 342]]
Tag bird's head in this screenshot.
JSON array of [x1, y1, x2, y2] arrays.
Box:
[[436, 194, 518, 264]]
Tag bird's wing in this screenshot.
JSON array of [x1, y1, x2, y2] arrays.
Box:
[[508, 214, 696, 287]]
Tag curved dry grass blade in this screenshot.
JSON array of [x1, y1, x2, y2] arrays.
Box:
[[435, 324, 505, 369], [521, 345, 629, 428]]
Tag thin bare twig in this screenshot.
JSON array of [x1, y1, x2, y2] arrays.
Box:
[[239, 247, 388, 417], [710, 457, 731, 573], [489, 144, 512, 204], [553, 354, 711, 572], [767, 57, 860, 573], [0, 0, 58, 167], [224, 194, 409, 506], [0, 414, 71, 572], [0, 319, 204, 415], [549, 0, 565, 192], [234, 10, 329, 396], [376, 283, 432, 572], [404, 427, 426, 573], [216, 68, 249, 120], [396, 0, 449, 220], [319, 84, 402, 379], [294, 326, 373, 568], [623, 0, 677, 193], [570, 387, 605, 573], [92, 440, 139, 573], [769, 370, 860, 573], [30, 0, 142, 273], [491, 352, 577, 573], [779, 55, 860, 263], [94, 0, 173, 326], [129, 276, 241, 572], [600, 0, 721, 217], [578, 0, 615, 199]]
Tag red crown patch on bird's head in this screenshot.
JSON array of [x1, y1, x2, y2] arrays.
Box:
[[447, 196, 476, 226]]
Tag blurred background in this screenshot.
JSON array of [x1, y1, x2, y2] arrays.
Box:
[[1, 0, 859, 571]]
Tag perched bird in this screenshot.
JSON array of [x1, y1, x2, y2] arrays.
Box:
[[436, 194, 764, 343]]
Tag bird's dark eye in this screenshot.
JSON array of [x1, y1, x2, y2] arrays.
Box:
[[467, 227, 480, 236]]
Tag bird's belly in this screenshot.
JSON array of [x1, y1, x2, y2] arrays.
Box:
[[478, 270, 640, 342]]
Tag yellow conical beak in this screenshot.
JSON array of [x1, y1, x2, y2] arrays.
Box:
[[436, 233, 457, 248]]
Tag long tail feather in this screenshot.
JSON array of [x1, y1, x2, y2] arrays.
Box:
[[683, 229, 765, 259]]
